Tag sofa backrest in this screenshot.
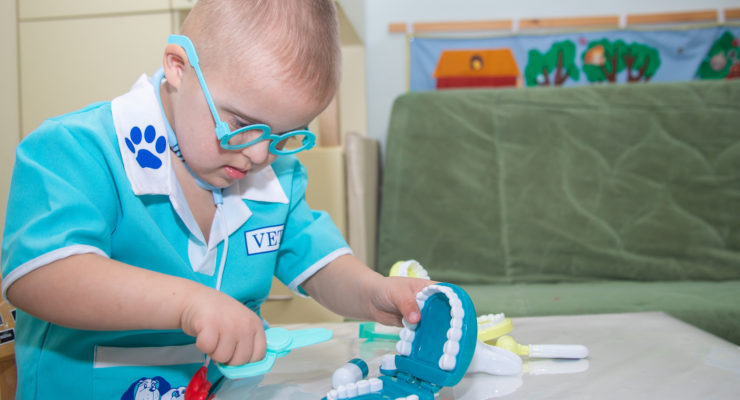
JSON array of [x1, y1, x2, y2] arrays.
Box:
[[377, 80, 740, 283]]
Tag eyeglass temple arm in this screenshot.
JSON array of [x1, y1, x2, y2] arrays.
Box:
[[168, 35, 224, 126]]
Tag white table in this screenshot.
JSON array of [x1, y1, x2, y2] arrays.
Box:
[[215, 312, 740, 399]]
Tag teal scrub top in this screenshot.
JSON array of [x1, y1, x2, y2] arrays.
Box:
[[1, 73, 351, 399]]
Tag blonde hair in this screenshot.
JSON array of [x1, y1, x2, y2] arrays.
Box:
[[180, 0, 341, 106]]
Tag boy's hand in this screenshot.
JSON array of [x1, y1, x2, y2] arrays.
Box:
[[179, 288, 266, 366], [367, 277, 435, 327]]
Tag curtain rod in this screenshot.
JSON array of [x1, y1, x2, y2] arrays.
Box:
[[389, 8, 740, 34]]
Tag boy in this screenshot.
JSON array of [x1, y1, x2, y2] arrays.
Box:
[[1, 0, 431, 398]]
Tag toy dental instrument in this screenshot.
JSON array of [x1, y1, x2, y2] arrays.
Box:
[[388, 260, 431, 279], [494, 335, 589, 359], [477, 313, 513, 342], [216, 327, 333, 379], [358, 322, 401, 342]]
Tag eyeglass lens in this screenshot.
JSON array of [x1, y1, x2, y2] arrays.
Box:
[[226, 129, 310, 153]]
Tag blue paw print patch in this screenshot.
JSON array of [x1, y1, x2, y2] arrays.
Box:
[[125, 125, 166, 169]]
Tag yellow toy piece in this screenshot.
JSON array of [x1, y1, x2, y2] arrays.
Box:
[[477, 313, 514, 342], [494, 335, 530, 356], [388, 260, 430, 279]]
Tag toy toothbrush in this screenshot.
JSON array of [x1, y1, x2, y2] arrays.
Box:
[[477, 314, 589, 359], [494, 335, 589, 359], [324, 283, 478, 400]]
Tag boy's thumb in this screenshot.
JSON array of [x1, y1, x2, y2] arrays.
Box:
[[397, 287, 424, 324]]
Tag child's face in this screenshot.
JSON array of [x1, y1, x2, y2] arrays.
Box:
[[172, 60, 324, 188]]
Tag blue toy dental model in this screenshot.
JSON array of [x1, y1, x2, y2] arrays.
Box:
[[324, 283, 478, 400]]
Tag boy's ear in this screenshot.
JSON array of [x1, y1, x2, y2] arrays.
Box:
[[162, 44, 189, 88]]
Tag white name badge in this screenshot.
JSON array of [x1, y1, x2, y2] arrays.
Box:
[[245, 225, 284, 255]]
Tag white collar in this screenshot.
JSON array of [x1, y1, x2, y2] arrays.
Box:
[[110, 73, 289, 246]]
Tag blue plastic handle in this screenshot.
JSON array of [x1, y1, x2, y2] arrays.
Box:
[[216, 327, 333, 379]]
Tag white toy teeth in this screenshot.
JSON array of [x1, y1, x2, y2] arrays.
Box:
[[477, 312, 514, 342], [325, 378, 384, 400], [395, 284, 467, 372], [380, 354, 396, 372], [478, 313, 505, 328]]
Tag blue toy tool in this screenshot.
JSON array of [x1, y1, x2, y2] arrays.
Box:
[[216, 327, 333, 379], [324, 283, 478, 400], [358, 322, 401, 342]]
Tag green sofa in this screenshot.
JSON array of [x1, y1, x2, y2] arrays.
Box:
[[377, 80, 740, 344]]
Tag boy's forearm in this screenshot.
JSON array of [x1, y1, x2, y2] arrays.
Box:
[[301, 254, 384, 321], [6, 253, 204, 331]]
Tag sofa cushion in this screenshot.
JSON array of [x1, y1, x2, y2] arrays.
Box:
[[461, 281, 740, 344], [378, 80, 740, 283]]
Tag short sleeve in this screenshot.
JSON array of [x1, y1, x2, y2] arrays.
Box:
[[1, 116, 119, 299], [273, 159, 351, 295]]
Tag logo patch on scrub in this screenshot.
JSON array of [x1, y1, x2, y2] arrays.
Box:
[[121, 376, 186, 400], [126, 125, 167, 169], [245, 225, 284, 255]]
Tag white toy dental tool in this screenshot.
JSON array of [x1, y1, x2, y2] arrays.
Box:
[[466, 340, 522, 376], [495, 335, 589, 359], [477, 312, 589, 359]]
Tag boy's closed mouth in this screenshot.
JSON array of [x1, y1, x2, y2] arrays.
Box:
[[224, 165, 248, 180]]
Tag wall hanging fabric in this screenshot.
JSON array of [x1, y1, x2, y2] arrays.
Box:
[[409, 25, 740, 91]]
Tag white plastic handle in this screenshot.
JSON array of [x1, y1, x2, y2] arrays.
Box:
[[528, 344, 589, 359], [467, 340, 522, 376]]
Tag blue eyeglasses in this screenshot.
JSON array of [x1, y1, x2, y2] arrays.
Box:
[[167, 34, 316, 155]]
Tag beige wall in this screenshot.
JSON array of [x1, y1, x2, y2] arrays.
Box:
[[1, 0, 19, 244], [18, 13, 172, 135], [337, 3, 368, 141]]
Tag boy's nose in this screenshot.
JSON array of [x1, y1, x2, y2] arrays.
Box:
[[241, 139, 271, 165]]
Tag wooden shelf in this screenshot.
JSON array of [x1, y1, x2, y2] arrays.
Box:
[[518, 15, 620, 30], [627, 10, 717, 25], [390, 8, 734, 34], [726, 8, 740, 20]]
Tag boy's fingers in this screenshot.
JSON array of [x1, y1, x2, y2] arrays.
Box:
[[195, 328, 219, 357], [250, 329, 267, 363], [373, 310, 404, 327], [396, 279, 436, 324], [394, 289, 422, 324], [210, 334, 237, 365], [228, 334, 251, 366]]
